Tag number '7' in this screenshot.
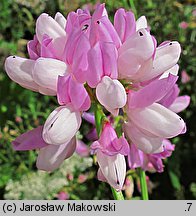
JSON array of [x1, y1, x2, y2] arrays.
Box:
[[187, 203, 192, 211]]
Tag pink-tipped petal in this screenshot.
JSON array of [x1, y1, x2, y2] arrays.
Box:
[[87, 42, 103, 87], [57, 75, 91, 112], [96, 76, 127, 115], [71, 34, 90, 83], [128, 103, 185, 138], [118, 29, 154, 79], [5, 56, 39, 91], [114, 9, 136, 43], [141, 41, 181, 81], [27, 35, 40, 60], [69, 77, 91, 111], [159, 84, 180, 108], [128, 143, 143, 169], [82, 112, 95, 125], [36, 13, 66, 43]]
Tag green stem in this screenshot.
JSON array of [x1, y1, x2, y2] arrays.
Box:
[[138, 168, 149, 200], [129, 0, 137, 17], [93, 103, 103, 137], [111, 187, 125, 200], [93, 102, 125, 200]]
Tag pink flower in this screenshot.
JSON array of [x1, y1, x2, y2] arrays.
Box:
[[91, 123, 129, 190], [181, 70, 190, 83], [179, 21, 189, 29], [4, 4, 190, 179], [91, 122, 129, 156], [119, 40, 181, 82], [12, 126, 76, 172], [114, 8, 136, 43], [128, 140, 175, 173], [124, 74, 186, 154], [78, 174, 88, 183], [5, 12, 67, 96], [57, 191, 70, 200], [96, 153, 126, 191]]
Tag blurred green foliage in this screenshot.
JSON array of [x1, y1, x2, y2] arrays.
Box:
[[0, 0, 195, 199]]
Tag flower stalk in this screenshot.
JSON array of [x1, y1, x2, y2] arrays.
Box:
[[138, 168, 149, 200], [93, 102, 125, 200]]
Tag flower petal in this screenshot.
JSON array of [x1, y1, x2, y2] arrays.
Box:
[[33, 58, 67, 92], [87, 42, 103, 88], [118, 29, 154, 79], [114, 8, 136, 43], [5, 56, 39, 91], [36, 13, 66, 43], [57, 75, 91, 111], [136, 16, 147, 31], [71, 34, 90, 83], [123, 122, 163, 154], [158, 84, 180, 108], [12, 126, 48, 151], [128, 74, 178, 109], [36, 137, 76, 172], [82, 112, 95, 125], [127, 103, 185, 138], [54, 12, 67, 29], [169, 96, 190, 113], [97, 150, 126, 191], [96, 76, 127, 115], [36, 13, 67, 58], [43, 106, 81, 145], [141, 41, 181, 81], [76, 140, 89, 157]]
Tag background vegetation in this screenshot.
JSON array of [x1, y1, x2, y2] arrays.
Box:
[[0, 0, 195, 199]]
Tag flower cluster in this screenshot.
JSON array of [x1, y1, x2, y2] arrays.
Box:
[[5, 4, 190, 191]]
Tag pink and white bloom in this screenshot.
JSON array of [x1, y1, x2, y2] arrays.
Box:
[[43, 105, 81, 145], [5, 12, 67, 96], [4, 4, 190, 185], [91, 123, 129, 190], [12, 126, 76, 172], [96, 76, 127, 116], [124, 74, 186, 154]]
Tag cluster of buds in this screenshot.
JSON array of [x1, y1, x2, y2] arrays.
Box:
[[5, 4, 190, 191]]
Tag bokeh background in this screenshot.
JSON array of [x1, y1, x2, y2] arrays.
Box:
[[0, 0, 195, 200]]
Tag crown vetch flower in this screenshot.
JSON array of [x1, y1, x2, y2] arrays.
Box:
[[91, 122, 129, 190], [4, 4, 190, 192]]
